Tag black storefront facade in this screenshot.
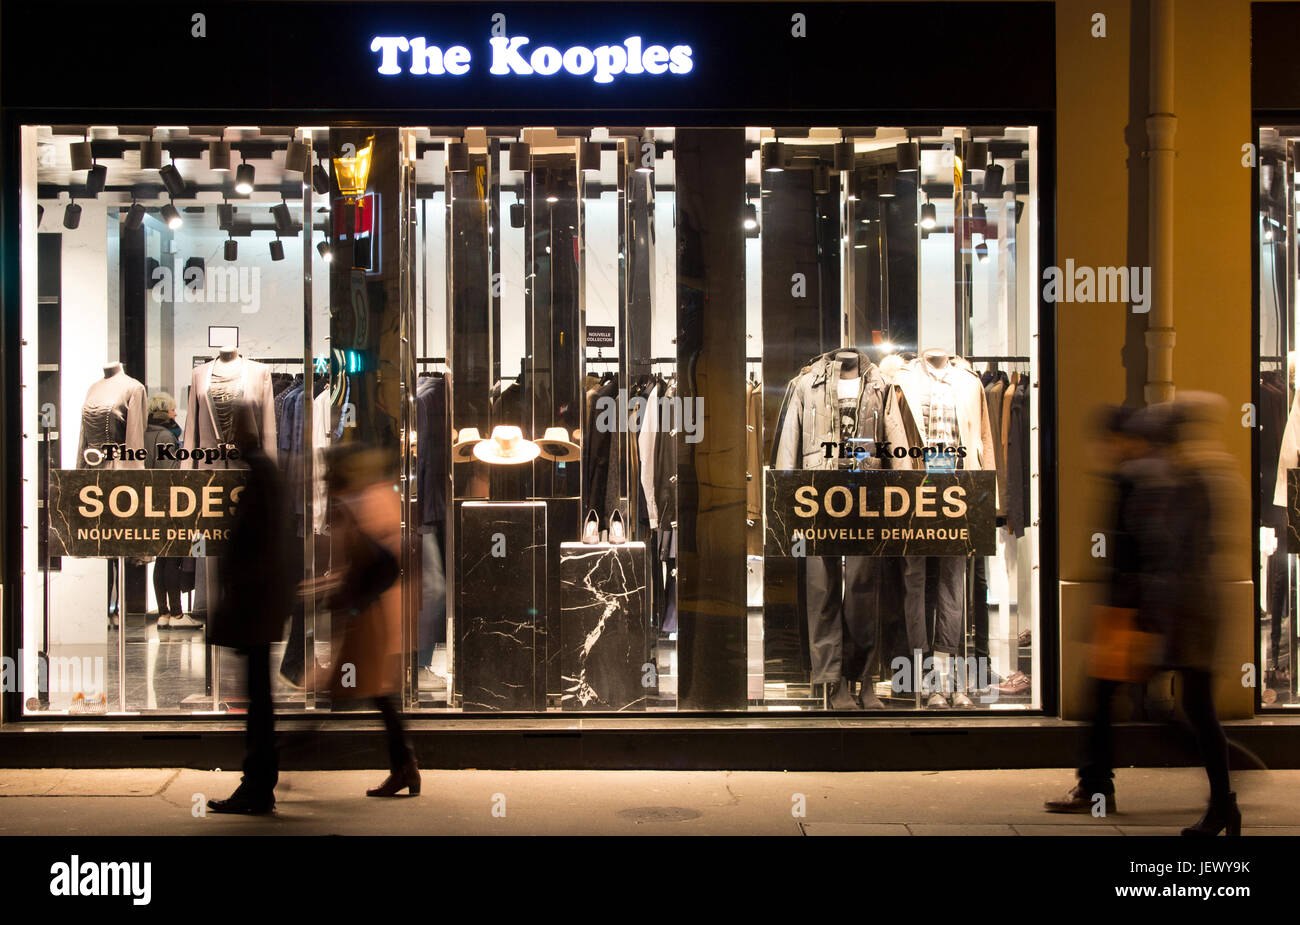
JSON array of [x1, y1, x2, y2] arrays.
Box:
[[0, 0, 1083, 770]]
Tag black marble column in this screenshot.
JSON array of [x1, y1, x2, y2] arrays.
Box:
[[458, 501, 546, 711], [559, 542, 648, 711], [674, 129, 748, 710]]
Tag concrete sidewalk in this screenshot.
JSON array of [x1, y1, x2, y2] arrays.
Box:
[[0, 767, 1293, 835]]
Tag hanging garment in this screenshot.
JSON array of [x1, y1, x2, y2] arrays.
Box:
[[416, 375, 448, 529], [1006, 376, 1031, 537], [985, 373, 1008, 516], [746, 379, 763, 556], [77, 368, 147, 469]]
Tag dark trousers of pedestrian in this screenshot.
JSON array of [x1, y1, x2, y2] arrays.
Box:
[[242, 644, 278, 795], [152, 558, 185, 614], [1078, 670, 1230, 801], [968, 556, 989, 661], [375, 694, 413, 771], [805, 556, 879, 685], [902, 556, 965, 656]]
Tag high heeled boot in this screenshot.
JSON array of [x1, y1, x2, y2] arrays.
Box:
[[1181, 792, 1241, 836], [367, 756, 421, 797]]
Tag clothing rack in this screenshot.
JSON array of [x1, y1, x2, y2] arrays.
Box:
[[966, 355, 1030, 364], [417, 356, 446, 365]]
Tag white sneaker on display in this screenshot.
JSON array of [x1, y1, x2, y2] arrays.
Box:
[[169, 614, 203, 629], [418, 667, 447, 691], [157, 614, 171, 628]]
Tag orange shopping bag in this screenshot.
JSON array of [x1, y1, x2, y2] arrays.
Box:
[[1088, 605, 1162, 682]]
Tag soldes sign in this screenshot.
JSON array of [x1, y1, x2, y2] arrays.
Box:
[[369, 33, 693, 83]]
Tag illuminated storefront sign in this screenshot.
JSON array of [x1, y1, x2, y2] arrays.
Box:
[[369, 34, 693, 83]]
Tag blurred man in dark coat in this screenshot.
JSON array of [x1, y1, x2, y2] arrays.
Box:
[[208, 401, 293, 815]]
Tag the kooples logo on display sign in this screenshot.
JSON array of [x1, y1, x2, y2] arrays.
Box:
[[370, 34, 693, 83], [765, 470, 996, 558], [82, 443, 239, 468], [48, 470, 248, 558]]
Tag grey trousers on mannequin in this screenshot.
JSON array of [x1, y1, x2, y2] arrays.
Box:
[[902, 556, 965, 655], [805, 556, 880, 684]]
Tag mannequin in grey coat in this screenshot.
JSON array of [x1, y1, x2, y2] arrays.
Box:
[[775, 348, 890, 710], [184, 349, 279, 627]]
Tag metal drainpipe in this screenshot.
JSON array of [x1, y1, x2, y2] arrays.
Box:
[[1145, 0, 1177, 404]]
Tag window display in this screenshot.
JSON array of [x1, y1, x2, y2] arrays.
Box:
[[19, 123, 1040, 716]]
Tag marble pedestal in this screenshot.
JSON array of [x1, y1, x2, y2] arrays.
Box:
[[559, 542, 649, 712], [458, 501, 546, 711]]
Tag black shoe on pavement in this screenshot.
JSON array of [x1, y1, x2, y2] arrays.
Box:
[[208, 783, 275, 815], [1044, 783, 1115, 815]]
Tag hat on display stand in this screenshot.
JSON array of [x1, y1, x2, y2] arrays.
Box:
[[536, 426, 581, 462], [473, 425, 542, 465], [452, 427, 483, 462]]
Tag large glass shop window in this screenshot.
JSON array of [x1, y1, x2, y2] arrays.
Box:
[[1257, 127, 1300, 709], [19, 124, 1040, 717]]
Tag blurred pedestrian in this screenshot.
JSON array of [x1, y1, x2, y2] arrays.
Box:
[[207, 401, 293, 815], [1045, 399, 1239, 835], [323, 446, 420, 797]]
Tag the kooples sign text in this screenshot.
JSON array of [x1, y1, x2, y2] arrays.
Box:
[[765, 470, 996, 557], [48, 470, 248, 558], [370, 34, 693, 83]]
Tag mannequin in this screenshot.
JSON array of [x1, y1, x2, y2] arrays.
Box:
[[185, 346, 278, 627], [184, 346, 278, 468], [77, 360, 146, 469], [884, 348, 998, 707], [774, 347, 888, 710]]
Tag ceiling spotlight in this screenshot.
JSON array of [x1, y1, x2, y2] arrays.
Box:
[[508, 141, 530, 172], [70, 140, 94, 172], [762, 142, 785, 173], [743, 202, 759, 231], [234, 162, 255, 195], [224, 238, 238, 261], [208, 141, 232, 171], [284, 140, 309, 174], [878, 166, 897, 198], [447, 142, 469, 172], [834, 142, 855, 171], [139, 140, 163, 171], [217, 203, 235, 230], [124, 201, 145, 230], [983, 163, 1004, 196], [317, 240, 333, 262], [270, 239, 285, 261], [853, 224, 870, 249], [813, 163, 831, 195], [510, 201, 526, 228], [580, 140, 602, 171], [86, 163, 108, 196], [920, 200, 937, 230], [546, 192, 559, 204], [63, 201, 82, 230], [975, 240, 989, 261], [972, 202, 988, 222], [1265, 224, 1275, 243], [965, 141, 989, 171], [159, 164, 186, 199], [160, 202, 182, 229], [272, 200, 294, 234], [896, 142, 920, 173], [312, 163, 330, 195]]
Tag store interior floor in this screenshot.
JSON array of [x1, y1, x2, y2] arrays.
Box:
[[0, 767, 1291, 835]]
